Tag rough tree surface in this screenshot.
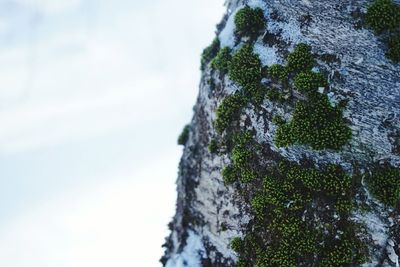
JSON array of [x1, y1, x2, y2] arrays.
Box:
[[162, 0, 400, 266]]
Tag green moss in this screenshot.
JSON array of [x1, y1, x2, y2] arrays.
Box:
[[211, 47, 232, 73], [214, 93, 245, 134], [366, 164, 400, 207], [266, 88, 286, 103], [275, 94, 352, 150], [364, 0, 400, 63], [222, 132, 259, 184], [294, 71, 327, 94], [177, 125, 190, 145], [222, 164, 256, 184], [386, 35, 400, 63], [241, 83, 268, 105], [366, 0, 400, 33], [230, 237, 244, 253], [238, 162, 367, 266], [272, 115, 286, 126], [220, 222, 228, 231], [320, 231, 369, 267], [208, 138, 219, 154], [252, 163, 352, 216], [222, 164, 238, 184], [232, 132, 258, 183], [252, 214, 318, 267], [229, 44, 262, 87], [287, 43, 315, 73], [234, 6, 265, 38], [287, 164, 352, 196], [335, 197, 354, 214], [201, 37, 220, 70], [267, 64, 289, 82], [232, 145, 252, 167], [222, 136, 368, 266]]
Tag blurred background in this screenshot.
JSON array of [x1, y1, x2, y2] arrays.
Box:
[[0, 0, 224, 266]]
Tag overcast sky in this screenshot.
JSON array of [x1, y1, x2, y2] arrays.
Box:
[[0, 0, 224, 266]]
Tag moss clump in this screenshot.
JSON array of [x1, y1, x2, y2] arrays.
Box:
[[229, 44, 262, 87], [366, 164, 400, 207], [208, 138, 219, 154], [233, 132, 258, 183], [366, 0, 400, 33], [234, 6, 265, 38], [267, 88, 286, 103], [287, 43, 315, 73], [222, 165, 238, 184], [252, 163, 352, 216], [275, 94, 352, 150], [267, 64, 289, 82], [201, 38, 220, 70], [272, 115, 286, 126], [230, 237, 244, 253], [294, 71, 327, 94], [320, 230, 369, 267], [252, 214, 318, 267], [214, 93, 245, 134], [177, 125, 190, 145], [211, 47, 232, 73], [387, 35, 400, 62], [222, 162, 256, 185], [222, 132, 259, 184], [335, 197, 354, 214], [242, 83, 268, 105], [364, 0, 400, 63]]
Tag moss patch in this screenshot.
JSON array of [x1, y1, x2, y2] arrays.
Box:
[[294, 71, 327, 94], [366, 164, 400, 207], [214, 93, 245, 134], [208, 138, 219, 154], [178, 124, 190, 145], [287, 43, 315, 73], [234, 6, 265, 38], [267, 64, 289, 82], [387, 35, 400, 63], [201, 37, 220, 70], [275, 94, 352, 150], [365, 0, 400, 63], [229, 44, 262, 88], [222, 131, 259, 184], [211, 47, 232, 74], [365, 0, 400, 33]]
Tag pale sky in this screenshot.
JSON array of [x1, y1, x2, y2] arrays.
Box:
[[0, 0, 225, 266]]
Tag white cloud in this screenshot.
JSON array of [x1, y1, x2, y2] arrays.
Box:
[[0, 0, 226, 266], [0, 18, 10, 34], [14, 0, 81, 15], [0, 0, 225, 155], [0, 154, 178, 267]]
